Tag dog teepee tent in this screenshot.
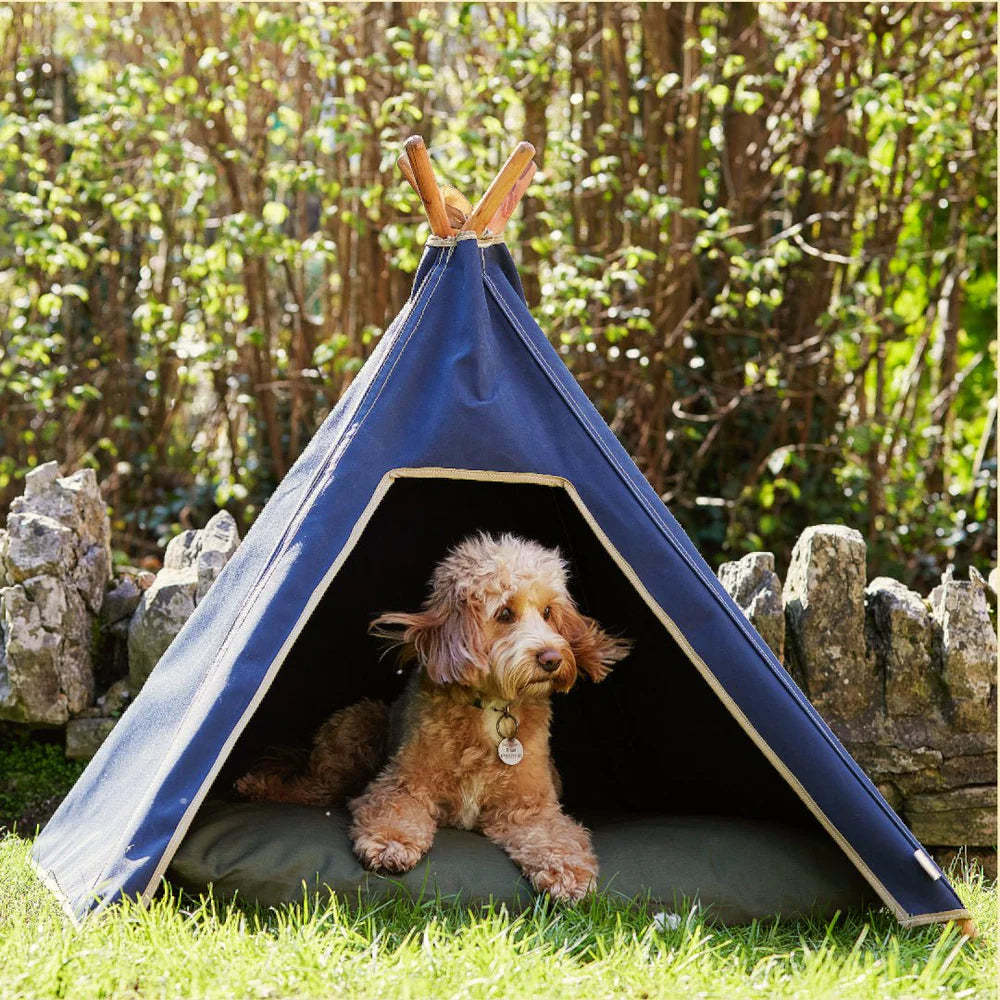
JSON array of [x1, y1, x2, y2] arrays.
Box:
[[33, 138, 971, 931]]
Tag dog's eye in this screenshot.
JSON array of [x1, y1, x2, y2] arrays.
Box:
[[496, 607, 514, 623], [542, 606, 551, 620]]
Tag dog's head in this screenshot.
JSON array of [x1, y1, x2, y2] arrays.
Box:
[[371, 532, 630, 699]]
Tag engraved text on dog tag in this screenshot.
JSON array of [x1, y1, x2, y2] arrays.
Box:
[[498, 737, 523, 765]]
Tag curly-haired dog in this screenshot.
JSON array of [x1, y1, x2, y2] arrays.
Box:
[[236, 532, 631, 901]]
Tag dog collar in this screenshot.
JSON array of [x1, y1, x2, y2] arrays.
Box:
[[469, 695, 512, 712], [467, 697, 523, 766]]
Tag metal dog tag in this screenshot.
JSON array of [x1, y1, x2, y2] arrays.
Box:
[[498, 737, 524, 765]]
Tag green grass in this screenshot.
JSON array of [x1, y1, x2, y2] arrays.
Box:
[[1, 834, 994, 1000]]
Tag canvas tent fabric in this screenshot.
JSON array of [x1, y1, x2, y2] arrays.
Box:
[[32, 233, 968, 927]]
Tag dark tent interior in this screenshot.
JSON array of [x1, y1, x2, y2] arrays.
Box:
[[213, 476, 820, 833]]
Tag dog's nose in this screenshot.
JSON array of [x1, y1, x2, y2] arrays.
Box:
[[536, 649, 563, 672]]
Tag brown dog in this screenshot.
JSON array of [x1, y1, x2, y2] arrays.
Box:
[[236, 532, 630, 901]]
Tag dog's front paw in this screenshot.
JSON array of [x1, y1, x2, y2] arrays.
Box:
[[354, 835, 425, 874], [529, 860, 598, 902]]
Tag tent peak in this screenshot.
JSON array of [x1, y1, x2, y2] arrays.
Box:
[[397, 135, 535, 239]]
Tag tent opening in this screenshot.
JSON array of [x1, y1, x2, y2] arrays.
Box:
[[212, 472, 819, 830]]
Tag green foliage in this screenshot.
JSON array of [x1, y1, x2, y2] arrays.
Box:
[[0, 832, 995, 999], [0, 3, 994, 587]]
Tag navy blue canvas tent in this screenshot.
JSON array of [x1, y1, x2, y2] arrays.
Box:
[[33, 228, 969, 929]]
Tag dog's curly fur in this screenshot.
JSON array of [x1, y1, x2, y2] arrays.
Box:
[[235, 532, 631, 901]]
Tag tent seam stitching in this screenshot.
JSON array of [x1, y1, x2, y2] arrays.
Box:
[[356, 243, 459, 420], [84, 247, 455, 910], [486, 270, 791, 662], [128, 249, 455, 907], [195, 243, 451, 670], [482, 269, 936, 860]]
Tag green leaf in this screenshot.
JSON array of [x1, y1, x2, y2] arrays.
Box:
[[262, 201, 289, 226], [37, 293, 62, 317], [655, 73, 680, 97]]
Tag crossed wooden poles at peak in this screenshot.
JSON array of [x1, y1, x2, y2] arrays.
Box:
[[397, 135, 536, 238]]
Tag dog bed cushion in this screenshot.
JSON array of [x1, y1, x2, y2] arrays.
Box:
[[168, 802, 877, 924]]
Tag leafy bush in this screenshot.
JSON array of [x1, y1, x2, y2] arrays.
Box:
[[0, 3, 994, 588]]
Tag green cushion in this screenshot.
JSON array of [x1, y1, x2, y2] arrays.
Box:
[[168, 802, 876, 924]]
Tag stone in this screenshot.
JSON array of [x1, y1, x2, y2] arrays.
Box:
[[865, 578, 939, 719], [101, 576, 144, 626], [196, 511, 240, 603], [126, 512, 240, 691], [0, 463, 112, 723], [783, 525, 877, 721], [17, 465, 106, 523], [989, 567, 999, 599], [11, 467, 110, 576], [880, 719, 996, 760], [929, 564, 955, 604], [164, 530, 202, 571], [0, 586, 67, 723], [108, 618, 130, 639], [3, 513, 75, 583], [65, 717, 118, 760], [59, 585, 91, 655], [73, 544, 111, 615], [21, 576, 68, 630], [904, 786, 997, 846], [853, 744, 942, 797], [940, 754, 997, 789], [854, 745, 996, 798], [931, 580, 997, 732], [127, 569, 197, 689], [1, 578, 94, 720], [851, 743, 944, 778], [23, 461, 60, 496], [717, 552, 785, 659], [96, 677, 132, 717], [876, 782, 905, 814], [969, 566, 997, 614]]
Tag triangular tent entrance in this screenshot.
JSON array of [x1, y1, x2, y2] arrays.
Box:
[[33, 153, 969, 930]]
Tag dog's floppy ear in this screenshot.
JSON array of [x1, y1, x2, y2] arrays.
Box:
[[554, 603, 631, 682], [370, 599, 488, 686]]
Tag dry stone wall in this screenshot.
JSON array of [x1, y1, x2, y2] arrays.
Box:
[[66, 509, 242, 760], [0, 467, 994, 870], [0, 463, 111, 724], [719, 525, 997, 873]]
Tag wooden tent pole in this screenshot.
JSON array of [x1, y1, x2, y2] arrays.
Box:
[[463, 141, 536, 236], [398, 138, 535, 237], [398, 154, 472, 231], [403, 136, 451, 238], [440, 186, 472, 229], [396, 152, 418, 192], [486, 160, 536, 234]]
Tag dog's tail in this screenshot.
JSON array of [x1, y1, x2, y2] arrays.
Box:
[[234, 699, 391, 808], [234, 748, 315, 804]]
